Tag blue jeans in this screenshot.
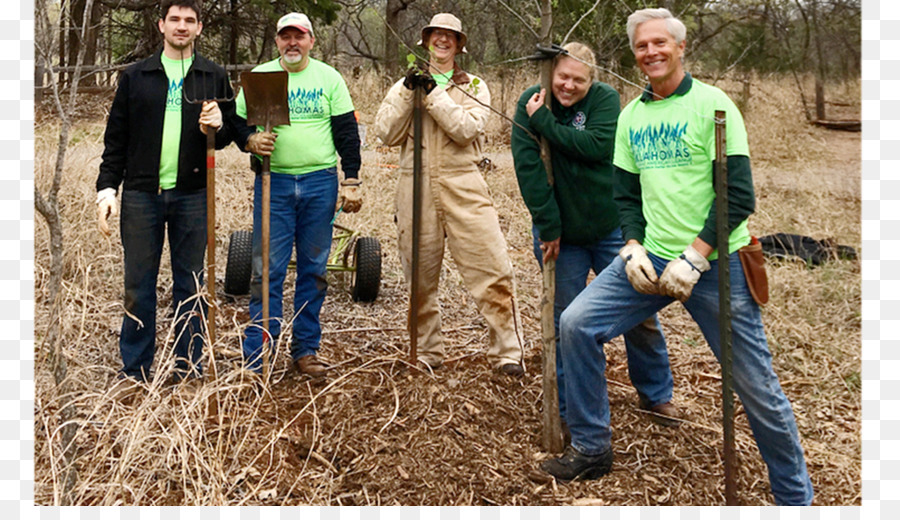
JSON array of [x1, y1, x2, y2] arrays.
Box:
[[559, 252, 814, 505], [531, 227, 672, 419], [242, 169, 338, 371], [119, 188, 207, 381]]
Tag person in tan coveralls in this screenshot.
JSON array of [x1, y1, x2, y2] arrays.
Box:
[[375, 13, 524, 376]]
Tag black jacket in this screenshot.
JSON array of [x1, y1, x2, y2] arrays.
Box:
[[97, 49, 245, 193]]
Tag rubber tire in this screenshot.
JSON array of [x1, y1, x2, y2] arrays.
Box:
[[225, 230, 253, 296], [351, 236, 381, 302]]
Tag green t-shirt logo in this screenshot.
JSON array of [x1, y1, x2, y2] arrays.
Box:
[[166, 78, 183, 110], [288, 87, 325, 119], [629, 121, 692, 170]]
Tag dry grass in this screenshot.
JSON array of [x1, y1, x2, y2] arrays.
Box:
[[34, 72, 860, 506]]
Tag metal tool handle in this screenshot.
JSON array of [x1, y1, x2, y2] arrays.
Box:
[[410, 86, 423, 365], [715, 110, 737, 505]]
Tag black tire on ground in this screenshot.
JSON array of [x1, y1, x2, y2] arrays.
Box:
[[224, 230, 253, 295], [351, 236, 381, 302]]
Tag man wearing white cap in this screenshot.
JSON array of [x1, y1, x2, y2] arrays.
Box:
[[375, 13, 525, 376], [235, 12, 362, 378]]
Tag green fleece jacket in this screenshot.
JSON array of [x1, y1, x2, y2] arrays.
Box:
[[511, 82, 621, 245]]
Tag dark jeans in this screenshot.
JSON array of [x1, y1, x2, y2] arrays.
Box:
[[119, 188, 207, 381], [532, 226, 673, 419], [242, 168, 338, 371]]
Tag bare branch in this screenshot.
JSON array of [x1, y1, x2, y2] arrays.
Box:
[[562, 0, 605, 45], [492, 0, 540, 40]]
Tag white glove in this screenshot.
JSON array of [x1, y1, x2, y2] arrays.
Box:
[[659, 245, 711, 302], [619, 242, 659, 294], [199, 101, 223, 135], [338, 178, 363, 213], [96, 188, 118, 236]]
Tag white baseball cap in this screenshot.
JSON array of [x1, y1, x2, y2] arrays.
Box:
[[277, 12, 314, 37]]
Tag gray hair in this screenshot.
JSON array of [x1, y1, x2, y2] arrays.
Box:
[[626, 8, 687, 49]]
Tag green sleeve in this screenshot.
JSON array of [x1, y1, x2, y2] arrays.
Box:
[[613, 166, 646, 243], [528, 84, 620, 162], [511, 86, 561, 242], [697, 155, 756, 247]]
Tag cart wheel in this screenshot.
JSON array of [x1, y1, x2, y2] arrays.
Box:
[[225, 230, 253, 295], [351, 236, 381, 302]]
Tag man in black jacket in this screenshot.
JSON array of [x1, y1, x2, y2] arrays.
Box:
[[96, 0, 242, 383]]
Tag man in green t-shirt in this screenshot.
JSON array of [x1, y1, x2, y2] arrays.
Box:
[[235, 12, 362, 378], [96, 0, 239, 385], [540, 8, 814, 506]]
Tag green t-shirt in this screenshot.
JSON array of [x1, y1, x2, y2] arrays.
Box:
[[614, 77, 750, 260], [159, 54, 193, 190], [432, 69, 453, 88], [236, 58, 355, 175]]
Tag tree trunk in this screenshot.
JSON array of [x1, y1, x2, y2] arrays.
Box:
[[228, 0, 239, 77], [35, 0, 97, 504], [384, 0, 414, 74], [811, 0, 827, 120]]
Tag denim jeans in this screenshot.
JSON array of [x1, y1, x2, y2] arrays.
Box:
[[559, 252, 814, 505], [242, 168, 338, 371], [531, 227, 673, 419], [119, 188, 207, 381]]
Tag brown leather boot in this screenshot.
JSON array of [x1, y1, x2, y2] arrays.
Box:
[[295, 355, 329, 378], [639, 401, 682, 427]]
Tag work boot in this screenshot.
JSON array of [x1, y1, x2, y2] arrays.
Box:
[[110, 374, 144, 405], [498, 363, 524, 378], [294, 355, 328, 378], [639, 400, 682, 427], [540, 445, 613, 481]]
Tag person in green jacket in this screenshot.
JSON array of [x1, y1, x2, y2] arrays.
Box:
[[511, 42, 679, 438]]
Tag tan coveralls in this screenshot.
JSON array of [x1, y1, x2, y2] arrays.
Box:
[[374, 70, 524, 369]]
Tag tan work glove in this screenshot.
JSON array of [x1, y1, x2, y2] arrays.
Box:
[[198, 100, 223, 135], [619, 242, 659, 294], [658, 245, 711, 302], [96, 188, 118, 236], [339, 178, 362, 213], [246, 132, 277, 156]]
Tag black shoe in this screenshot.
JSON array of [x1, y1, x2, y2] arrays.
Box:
[[540, 445, 613, 481]]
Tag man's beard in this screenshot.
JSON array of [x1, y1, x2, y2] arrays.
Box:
[[282, 50, 304, 64]]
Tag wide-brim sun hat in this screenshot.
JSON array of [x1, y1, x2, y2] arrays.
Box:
[[418, 13, 468, 54]]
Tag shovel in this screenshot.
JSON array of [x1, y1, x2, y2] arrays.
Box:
[[240, 70, 290, 378]]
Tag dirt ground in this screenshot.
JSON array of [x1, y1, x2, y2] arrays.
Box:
[[184, 127, 859, 506], [34, 85, 861, 506]]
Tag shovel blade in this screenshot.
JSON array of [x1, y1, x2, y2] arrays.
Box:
[[240, 71, 291, 129]]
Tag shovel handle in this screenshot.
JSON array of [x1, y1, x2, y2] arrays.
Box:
[[260, 125, 272, 379]]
